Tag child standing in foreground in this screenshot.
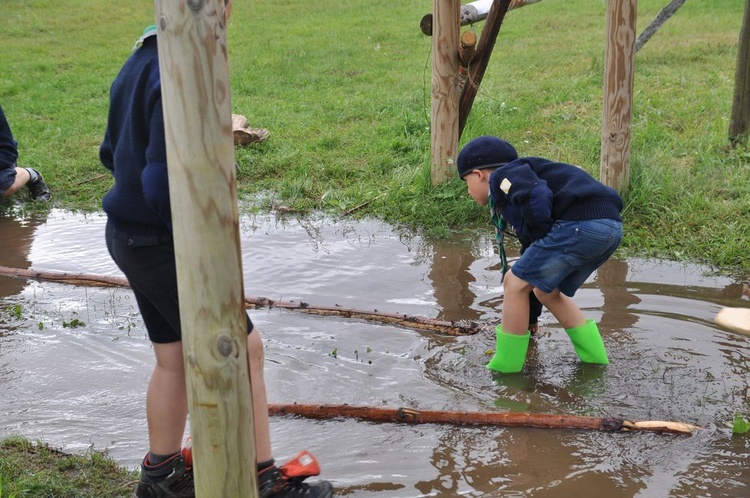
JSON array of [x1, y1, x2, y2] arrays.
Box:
[[457, 136, 623, 373], [100, 2, 333, 497]]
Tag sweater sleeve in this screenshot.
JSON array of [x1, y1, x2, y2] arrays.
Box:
[[497, 161, 554, 241], [0, 104, 19, 171]]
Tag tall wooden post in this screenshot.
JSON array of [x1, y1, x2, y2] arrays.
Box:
[[600, 0, 637, 193], [431, 0, 461, 186], [730, 0, 750, 146], [153, 1, 257, 496]]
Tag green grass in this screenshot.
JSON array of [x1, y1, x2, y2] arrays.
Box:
[[0, 436, 136, 498], [0, 0, 748, 275]]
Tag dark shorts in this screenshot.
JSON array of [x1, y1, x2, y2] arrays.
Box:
[[0, 166, 17, 195], [512, 219, 623, 297], [105, 221, 254, 344]]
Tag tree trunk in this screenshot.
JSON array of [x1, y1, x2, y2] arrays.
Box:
[[730, 0, 750, 146]]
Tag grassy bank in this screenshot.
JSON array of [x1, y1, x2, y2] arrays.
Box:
[[2, 0, 747, 273], [1, 0, 747, 273], [0, 436, 135, 497]]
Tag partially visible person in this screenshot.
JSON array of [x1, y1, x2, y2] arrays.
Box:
[[100, 2, 333, 497], [0, 104, 51, 202], [458, 135, 623, 374]]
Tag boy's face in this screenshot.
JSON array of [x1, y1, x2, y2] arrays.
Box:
[[464, 169, 490, 206]]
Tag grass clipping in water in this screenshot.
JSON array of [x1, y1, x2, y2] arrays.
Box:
[[0, 436, 137, 498]]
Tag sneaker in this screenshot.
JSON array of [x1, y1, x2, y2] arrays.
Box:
[[26, 169, 51, 201], [258, 451, 334, 498], [135, 449, 194, 498]]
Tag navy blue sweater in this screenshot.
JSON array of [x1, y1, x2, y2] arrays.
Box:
[[100, 35, 172, 236], [0, 104, 19, 171], [489, 157, 623, 247]]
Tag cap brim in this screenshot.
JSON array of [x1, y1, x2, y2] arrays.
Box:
[[459, 162, 508, 179]]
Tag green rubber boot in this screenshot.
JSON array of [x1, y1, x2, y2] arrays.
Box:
[[565, 319, 609, 365], [487, 326, 530, 373]]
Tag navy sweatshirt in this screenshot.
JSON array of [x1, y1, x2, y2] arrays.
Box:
[[100, 34, 172, 236], [0, 104, 19, 171], [489, 156, 623, 247]]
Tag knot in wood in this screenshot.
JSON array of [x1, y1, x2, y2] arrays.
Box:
[[187, 0, 204, 13], [216, 335, 235, 357]]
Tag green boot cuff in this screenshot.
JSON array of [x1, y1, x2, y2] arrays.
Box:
[[565, 319, 609, 365], [486, 326, 531, 373]]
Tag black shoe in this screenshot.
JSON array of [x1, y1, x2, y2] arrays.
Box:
[[26, 169, 51, 202], [258, 451, 333, 498], [135, 451, 194, 498]]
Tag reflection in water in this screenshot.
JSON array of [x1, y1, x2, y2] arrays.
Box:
[[0, 214, 46, 299], [597, 258, 641, 331], [2, 211, 750, 497], [429, 235, 483, 323]]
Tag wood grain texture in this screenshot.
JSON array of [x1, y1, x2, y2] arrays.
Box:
[[600, 0, 636, 194], [153, 0, 257, 495]]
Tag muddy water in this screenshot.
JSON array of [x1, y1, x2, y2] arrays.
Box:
[[1, 209, 750, 497]]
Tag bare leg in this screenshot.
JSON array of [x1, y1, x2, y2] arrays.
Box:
[[247, 328, 273, 463], [534, 288, 586, 329], [501, 270, 534, 334], [1, 167, 29, 197], [148, 342, 188, 455]]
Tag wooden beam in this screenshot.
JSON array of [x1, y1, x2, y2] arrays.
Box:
[[153, 1, 257, 496], [420, 0, 542, 36], [635, 0, 687, 52], [458, 0, 512, 138], [600, 0, 637, 194]]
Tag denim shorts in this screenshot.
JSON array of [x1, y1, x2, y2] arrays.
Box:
[[0, 166, 17, 195], [105, 221, 254, 343], [511, 219, 623, 297]]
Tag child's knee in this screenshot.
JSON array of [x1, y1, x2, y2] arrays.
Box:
[[246, 329, 265, 366]]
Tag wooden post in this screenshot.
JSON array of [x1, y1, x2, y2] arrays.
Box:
[[153, 1, 257, 496], [730, 0, 750, 146], [458, 0, 512, 138], [431, 0, 461, 186], [600, 0, 637, 193]]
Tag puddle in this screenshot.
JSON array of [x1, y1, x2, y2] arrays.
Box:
[[1, 209, 749, 497]]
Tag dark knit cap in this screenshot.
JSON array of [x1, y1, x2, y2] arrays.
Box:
[[457, 136, 518, 179]]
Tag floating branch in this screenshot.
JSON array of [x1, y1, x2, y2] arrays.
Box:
[[268, 403, 701, 435], [0, 265, 483, 336]]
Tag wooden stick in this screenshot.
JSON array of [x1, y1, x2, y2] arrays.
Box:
[[0, 265, 484, 336], [268, 403, 701, 435]]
